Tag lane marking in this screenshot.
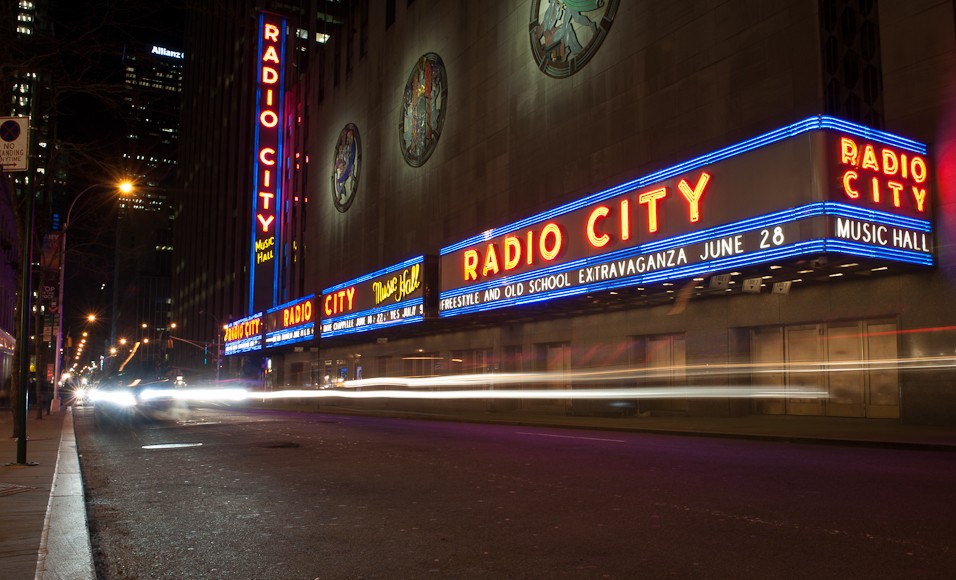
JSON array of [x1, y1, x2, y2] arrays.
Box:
[[516, 432, 625, 443], [142, 443, 204, 450]]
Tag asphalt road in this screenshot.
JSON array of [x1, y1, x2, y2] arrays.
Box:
[[73, 405, 956, 579]]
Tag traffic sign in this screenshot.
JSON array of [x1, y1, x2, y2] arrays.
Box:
[[0, 116, 29, 172]]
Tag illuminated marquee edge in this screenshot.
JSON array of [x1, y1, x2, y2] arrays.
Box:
[[322, 313, 424, 339], [319, 255, 428, 338], [438, 202, 934, 318], [320, 297, 425, 338], [265, 322, 315, 348], [224, 312, 264, 356], [264, 294, 315, 349], [440, 202, 931, 301], [440, 116, 928, 256], [322, 255, 425, 294]]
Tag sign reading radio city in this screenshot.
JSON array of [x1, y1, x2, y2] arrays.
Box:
[[264, 294, 315, 348], [321, 256, 427, 338], [249, 12, 286, 313], [439, 116, 934, 317], [224, 312, 263, 356]]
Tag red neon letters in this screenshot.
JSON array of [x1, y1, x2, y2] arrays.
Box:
[[461, 172, 711, 283], [282, 300, 312, 328], [324, 287, 356, 316], [254, 15, 283, 275], [839, 137, 928, 212], [224, 317, 261, 342]]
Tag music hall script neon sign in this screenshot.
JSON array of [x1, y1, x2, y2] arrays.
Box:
[[250, 12, 286, 313]]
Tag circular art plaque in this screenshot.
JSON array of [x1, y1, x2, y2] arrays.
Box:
[[399, 53, 448, 167], [529, 0, 620, 78], [332, 123, 361, 212]]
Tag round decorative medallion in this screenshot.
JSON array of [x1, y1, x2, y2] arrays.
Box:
[[399, 53, 448, 167], [332, 123, 361, 212], [529, 0, 620, 78]]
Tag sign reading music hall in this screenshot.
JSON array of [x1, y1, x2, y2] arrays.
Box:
[[320, 256, 428, 338]]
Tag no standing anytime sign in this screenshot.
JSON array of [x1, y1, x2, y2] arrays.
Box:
[[0, 116, 29, 172]]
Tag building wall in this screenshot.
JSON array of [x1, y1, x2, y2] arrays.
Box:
[[175, 0, 260, 373], [299, 0, 956, 423]]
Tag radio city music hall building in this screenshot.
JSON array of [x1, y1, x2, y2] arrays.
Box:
[[220, 1, 956, 425]]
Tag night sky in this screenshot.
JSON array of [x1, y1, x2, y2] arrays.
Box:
[[44, 1, 185, 362]]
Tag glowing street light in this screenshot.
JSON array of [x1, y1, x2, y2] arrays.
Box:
[[52, 180, 135, 412]]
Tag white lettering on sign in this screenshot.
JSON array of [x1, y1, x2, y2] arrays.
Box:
[[834, 218, 930, 252], [151, 46, 184, 59]]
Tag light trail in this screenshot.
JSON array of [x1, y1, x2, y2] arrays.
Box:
[[84, 354, 956, 405], [120, 384, 827, 403], [251, 386, 826, 400]]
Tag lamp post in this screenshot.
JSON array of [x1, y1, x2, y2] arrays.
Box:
[[51, 181, 133, 412], [13, 173, 36, 464]]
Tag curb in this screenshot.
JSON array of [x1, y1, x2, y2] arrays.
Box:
[[36, 409, 95, 580]]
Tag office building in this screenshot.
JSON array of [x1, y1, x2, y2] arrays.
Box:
[[194, 1, 955, 425], [112, 40, 183, 367]]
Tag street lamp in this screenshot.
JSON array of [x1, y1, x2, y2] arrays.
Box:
[[52, 180, 134, 411]]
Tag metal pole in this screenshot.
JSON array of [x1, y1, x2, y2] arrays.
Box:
[[50, 225, 67, 412], [52, 184, 117, 409], [15, 187, 35, 464]]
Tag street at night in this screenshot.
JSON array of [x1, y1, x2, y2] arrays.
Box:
[[7, 2, 956, 578], [73, 407, 956, 579]]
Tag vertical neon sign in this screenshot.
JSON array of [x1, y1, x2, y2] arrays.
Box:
[[250, 12, 286, 314]]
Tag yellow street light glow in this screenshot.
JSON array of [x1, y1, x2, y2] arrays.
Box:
[[119, 338, 127, 345], [119, 181, 134, 194], [87, 314, 96, 322]]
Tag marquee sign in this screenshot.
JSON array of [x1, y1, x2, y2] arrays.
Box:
[[250, 12, 287, 313], [265, 294, 315, 348], [439, 117, 933, 317], [224, 312, 263, 355], [321, 256, 429, 338]]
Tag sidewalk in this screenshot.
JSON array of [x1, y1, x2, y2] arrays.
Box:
[[0, 407, 93, 580], [2, 405, 956, 580]]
